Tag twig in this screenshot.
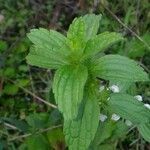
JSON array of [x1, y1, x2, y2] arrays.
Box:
[[6, 78, 57, 109], [99, 1, 150, 51], [28, 65, 36, 95], [4, 123, 18, 130], [8, 124, 62, 141]]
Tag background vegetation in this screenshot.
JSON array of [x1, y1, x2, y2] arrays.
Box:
[[0, 0, 150, 149]]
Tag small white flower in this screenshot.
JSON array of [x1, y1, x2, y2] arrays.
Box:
[[109, 85, 120, 93], [99, 114, 107, 122], [125, 120, 132, 126], [99, 86, 105, 92], [107, 97, 110, 101], [144, 103, 150, 110], [111, 114, 120, 121], [134, 95, 143, 102]]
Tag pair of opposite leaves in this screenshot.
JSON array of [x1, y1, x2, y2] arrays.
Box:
[[26, 14, 149, 150]]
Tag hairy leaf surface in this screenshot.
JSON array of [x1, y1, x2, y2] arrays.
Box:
[[92, 55, 149, 82], [67, 17, 86, 53], [67, 14, 101, 54], [138, 123, 150, 142], [64, 83, 99, 150], [82, 14, 101, 41], [84, 32, 123, 58], [26, 28, 70, 69], [53, 65, 88, 120], [108, 93, 150, 125]]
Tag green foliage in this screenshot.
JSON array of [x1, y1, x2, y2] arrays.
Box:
[[92, 55, 149, 82], [53, 65, 88, 120], [84, 32, 123, 58], [26, 13, 149, 149], [1, 1, 149, 148], [25, 134, 49, 150], [26, 28, 70, 69], [138, 123, 150, 142], [108, 93, 150, 124], [26, 113, 50, 130], [47, 128, 65, 149], [64, 81, 99, 150]]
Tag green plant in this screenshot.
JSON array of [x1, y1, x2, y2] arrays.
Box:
[[26, 14, 149, 150]]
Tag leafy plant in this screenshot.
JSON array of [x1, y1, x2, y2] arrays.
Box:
[[26, 14, 149, 150]]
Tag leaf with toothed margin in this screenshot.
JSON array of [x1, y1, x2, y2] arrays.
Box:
[[84, 32, 124, 58], [64, 82, 100, 150], [82, 14, 102, 41], [52, 65, 88, 120], [108, 93, 150, 125], [92, 55, 149, 82], [67, 14, 102, 54], [26, 28, 70, 69]]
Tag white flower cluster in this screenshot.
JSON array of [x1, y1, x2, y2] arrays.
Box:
[[125, 120, 132, 126], [109, 85, 120, 93], [99, 86, 105, 92], [99, 85, 150, 126], [99, 113, 121, 122], [111, 113, 120, 121], [134, 95, 150, 110], [134, 95, 143, 102], [99, 114, 107, 122], [144, 103, 150, 109]]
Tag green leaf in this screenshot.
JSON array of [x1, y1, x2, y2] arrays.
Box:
[[67, 17, 86, 53], [3, 84, 19, 95], [26, 134, 49, 150], [138, 123, 150, 142], [92, 55, 149, 82], [26, 28, 70, 69], [109, 80, 133, 93], [97, 144, 116, 150], [47, 128, 65, 149], [26, 113, 49, 129], [97, 121, 116, 144], [84, 32, 123, 58], [53, 65, 88, 120], [127, 33, 150, 58], [82, 14, 101, 41], [0, 40, 8, 52], [2, 118, 29, 132], [108, 93, 150, 125], [111, 121, 128, 141], [67, 14, 101, 54], [64, 82, 100, 150]]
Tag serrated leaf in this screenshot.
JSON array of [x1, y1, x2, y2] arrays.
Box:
[[26, 28, 70, 69], [64, 83, 100, 150], [67, 14, 101, 54], [53, 65, 88, 120], [138, 123, 150, 142], [92, 55, 149, 82], [82, 14, 101, 41], [67, 17, 86, 53], [84, 32, 123, 58], [108, 93, 150, 125]]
